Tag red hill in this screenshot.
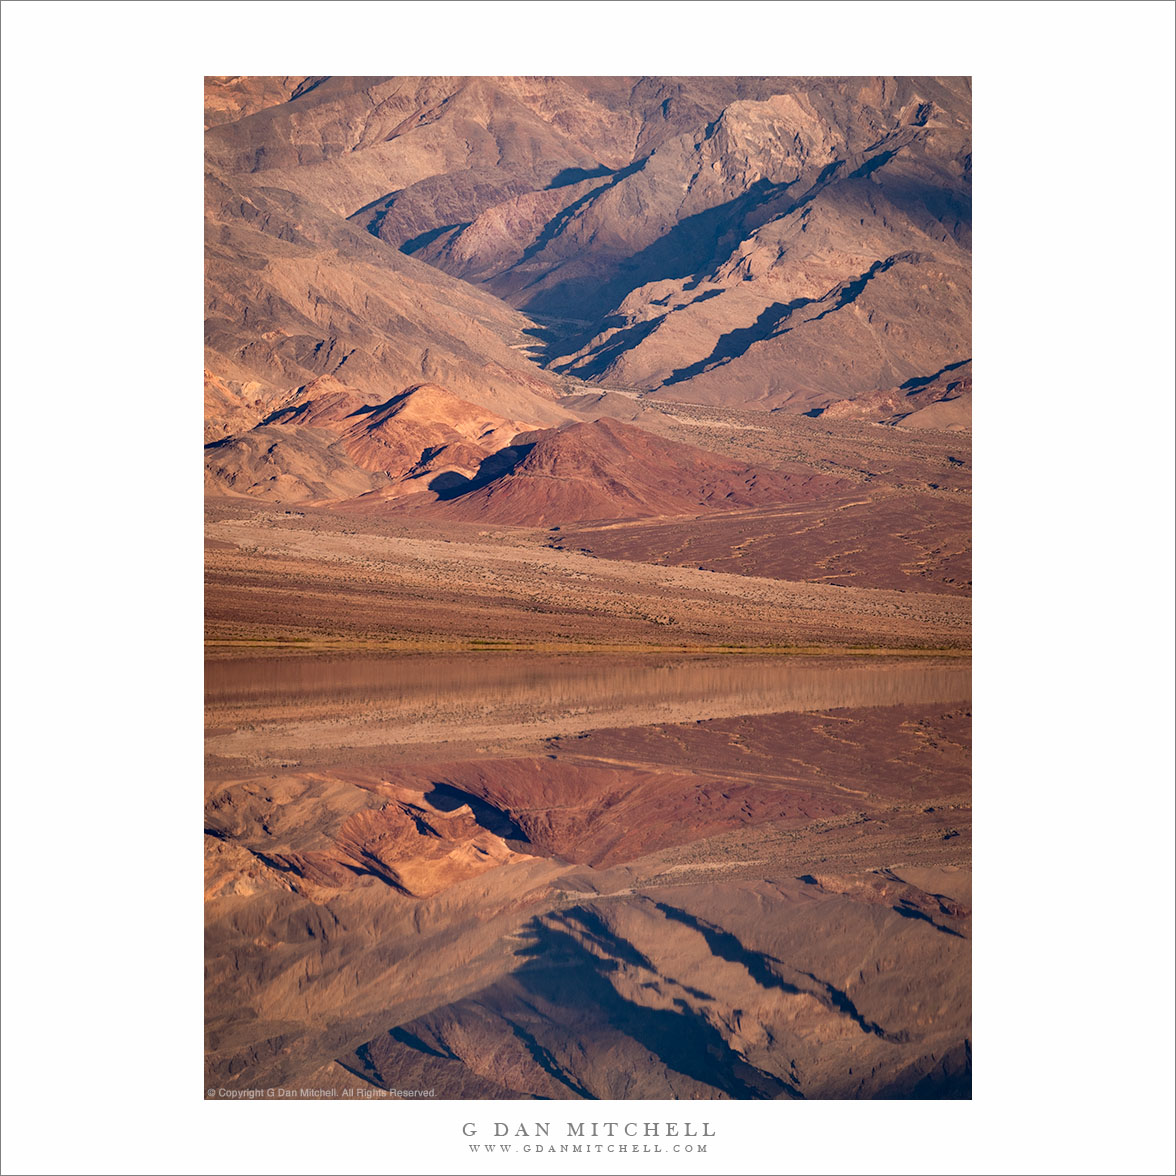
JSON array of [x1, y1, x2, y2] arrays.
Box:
[[430, 417, 841, 525]]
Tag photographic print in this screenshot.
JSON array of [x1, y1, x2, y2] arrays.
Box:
[[203, 74, 972, 1101]]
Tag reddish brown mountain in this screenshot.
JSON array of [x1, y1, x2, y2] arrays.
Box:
[[419, 416, 842, 525], [390, 756, 850, 869]]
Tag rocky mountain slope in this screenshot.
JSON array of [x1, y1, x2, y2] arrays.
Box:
[[205, 379, 540, 502], [206, 75, 970, 425], [204, 167, 575, 445]]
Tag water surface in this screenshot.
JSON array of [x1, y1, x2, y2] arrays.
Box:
[[206, 652, 971, 761]]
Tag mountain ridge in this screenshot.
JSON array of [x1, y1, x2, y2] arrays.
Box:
[[205, 75, 971, 423]]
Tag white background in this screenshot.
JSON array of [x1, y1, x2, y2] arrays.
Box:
[[2, 2, 1173, 1173]]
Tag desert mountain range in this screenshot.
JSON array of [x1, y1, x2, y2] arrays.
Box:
[[205, 78, 973, 1100], [205, 75, 970, 517]]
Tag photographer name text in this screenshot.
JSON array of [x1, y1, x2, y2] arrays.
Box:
[[462, 1121, 714, 1154]]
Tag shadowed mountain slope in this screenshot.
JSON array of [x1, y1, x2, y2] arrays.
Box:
[[206, 76, 971, 417]]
